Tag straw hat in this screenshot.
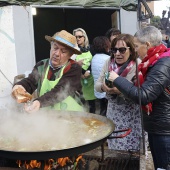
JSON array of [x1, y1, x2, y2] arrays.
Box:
[[45, 30, 81, 55]]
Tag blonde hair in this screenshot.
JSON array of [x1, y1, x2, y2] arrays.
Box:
[[73, 28, 89, 48]]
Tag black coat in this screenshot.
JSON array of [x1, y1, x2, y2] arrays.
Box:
[[113, 57, 170, 134]]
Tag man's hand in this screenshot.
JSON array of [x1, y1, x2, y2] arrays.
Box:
[[24, 100, 40, 113]]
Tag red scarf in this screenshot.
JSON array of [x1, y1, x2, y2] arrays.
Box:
[[109, 58, 135, 77], [137, 44, 167, 114]]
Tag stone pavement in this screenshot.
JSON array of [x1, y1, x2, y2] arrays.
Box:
[[141, 151, 154, 170]]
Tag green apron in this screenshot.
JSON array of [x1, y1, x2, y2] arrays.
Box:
[[40, 65, 84, 111], [76, 51, 96, 100]]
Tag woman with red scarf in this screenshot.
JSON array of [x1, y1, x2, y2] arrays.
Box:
[[109, 26, 170, 170], [95, 34, 142, 151]]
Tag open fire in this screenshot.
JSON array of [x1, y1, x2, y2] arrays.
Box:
[[17, 156, 84, 170], [0, 111, 115, 170]]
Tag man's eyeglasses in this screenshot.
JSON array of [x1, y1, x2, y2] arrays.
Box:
[[75, 36, 84, 39], [110, 47, 130, 54]]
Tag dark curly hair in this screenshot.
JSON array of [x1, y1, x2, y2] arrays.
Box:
[[105, 28, 121, 40], [92, 36, 111, 54], [111, 34, 137, 61]]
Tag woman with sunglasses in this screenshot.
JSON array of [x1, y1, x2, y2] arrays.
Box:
[[108, 26, 170, 169], [95, 34, 142, 151], [73, 28, 96, 113]]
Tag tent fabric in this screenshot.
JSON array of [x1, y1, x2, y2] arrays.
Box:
[[0, 0, 137, 11]]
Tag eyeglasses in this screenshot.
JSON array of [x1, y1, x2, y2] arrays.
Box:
[[110, 47, 130, 54], [75, 36, 84, 39]]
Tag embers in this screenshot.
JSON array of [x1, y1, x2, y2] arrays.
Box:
[[16, 156, 85, 170], [17, 160, 41, 169]]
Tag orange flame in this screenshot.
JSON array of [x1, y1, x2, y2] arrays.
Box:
[[44, 159, 54, 170], [17, 155, 82, 170], [57, 157, 70, 167], [16, 160, 41, 169]]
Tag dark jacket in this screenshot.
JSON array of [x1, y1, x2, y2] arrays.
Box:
[[113, 57, 170, 134], [15, 59, 82, 108]]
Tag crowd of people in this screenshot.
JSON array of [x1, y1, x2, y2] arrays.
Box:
[[12, 25, 170, 170]]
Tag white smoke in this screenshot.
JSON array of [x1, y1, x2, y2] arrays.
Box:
[[0, 77, 113, 153], [0, 109, 112, 152]]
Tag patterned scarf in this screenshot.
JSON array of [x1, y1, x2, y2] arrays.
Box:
[[137, 44, 167, 114], [109, 58, 135, 77]]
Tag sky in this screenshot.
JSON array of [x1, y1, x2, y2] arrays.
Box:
[[154, 0, 170, 17]]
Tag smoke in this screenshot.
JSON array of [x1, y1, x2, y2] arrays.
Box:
[[0, 109, 112, 152], [0, 78, 113, 152], [0, 95, 22, 112]]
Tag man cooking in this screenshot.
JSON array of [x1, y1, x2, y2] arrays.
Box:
[[12, 30, 84, 113]]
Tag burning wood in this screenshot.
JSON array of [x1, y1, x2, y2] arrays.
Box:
[[44, 159, 54, 170], [57, 157, 71, 167], [16, 155, 83, 170], [16, 160, 41, 169]]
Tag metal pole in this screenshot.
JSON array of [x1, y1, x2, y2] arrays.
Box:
[[137, 0, 142, 29], [136, 0, 146, 153]]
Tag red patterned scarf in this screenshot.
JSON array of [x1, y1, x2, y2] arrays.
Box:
[[109, 58, 135, 77], [137, 44, 167, 114]]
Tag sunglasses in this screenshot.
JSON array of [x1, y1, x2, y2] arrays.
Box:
[[75, 36, 84, 39], [110, 47, 130, 54]]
